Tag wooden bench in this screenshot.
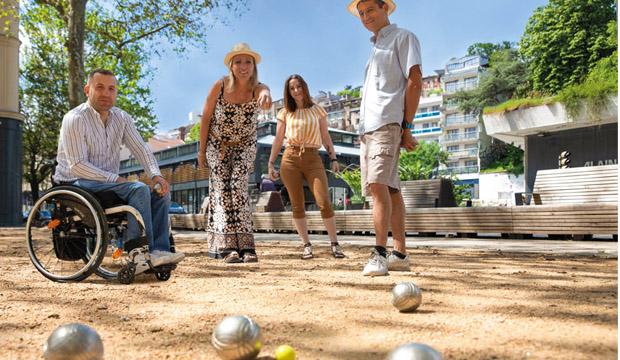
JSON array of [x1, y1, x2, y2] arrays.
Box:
[[512, 165, 617, 238]]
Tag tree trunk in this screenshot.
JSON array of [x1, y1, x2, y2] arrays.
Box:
[[29, 158, 40, 202], [66, 0, 87, 108]]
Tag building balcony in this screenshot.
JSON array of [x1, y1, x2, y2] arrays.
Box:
[[413, 110, 441, 121], [448, 149, 479, 159], [438, 165, 479, 176], [444, 115, 478, 127], [441, 132, 479, 143], [412, 127, 442, 137], [444, 82, 479, 94]]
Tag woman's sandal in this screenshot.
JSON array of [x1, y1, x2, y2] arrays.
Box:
[[301, 243, 313, 260], [223, 251, 242, 263], [242, 252, 258, 263], [331, 243, 345, 258]]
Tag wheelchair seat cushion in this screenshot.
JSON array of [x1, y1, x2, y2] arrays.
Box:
[[95, 190, 126, 209]]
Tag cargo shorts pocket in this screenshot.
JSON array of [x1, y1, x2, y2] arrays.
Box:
[[370, 146, 394, 160]]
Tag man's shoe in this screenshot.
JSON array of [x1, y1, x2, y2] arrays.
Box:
[[362, 249, 388, 276], [131, 251, 150, 275], [150, 250, 185, 267], [387, 252, 411, 271]]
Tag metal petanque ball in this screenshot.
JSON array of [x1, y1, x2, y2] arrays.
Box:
[[386, 343, 443, 360], [43, 323, 104, 360], [391, 282, 422, 312], [212, 315, 262, 360]]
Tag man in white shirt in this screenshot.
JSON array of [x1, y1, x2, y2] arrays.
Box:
[[348, 0, 422, 276], [54, 69, 184, 272]]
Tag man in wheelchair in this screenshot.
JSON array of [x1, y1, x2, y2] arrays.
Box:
[[51, 69, 185, 277]]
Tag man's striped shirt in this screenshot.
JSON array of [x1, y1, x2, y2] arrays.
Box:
[[53, 102, 161, 183]]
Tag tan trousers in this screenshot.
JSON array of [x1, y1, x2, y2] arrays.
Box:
[[280, 146, 335, 219]]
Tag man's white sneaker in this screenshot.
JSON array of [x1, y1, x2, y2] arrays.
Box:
[[150, 250, 185, 267], [362, 249, 388, 276], [131, 251, 150, 275], [388, 252, 411, 271]]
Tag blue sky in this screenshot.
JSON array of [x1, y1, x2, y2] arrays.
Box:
[[150, 0, 548, 132]]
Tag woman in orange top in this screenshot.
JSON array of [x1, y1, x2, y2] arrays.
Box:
[[268, 74, 345, 259]]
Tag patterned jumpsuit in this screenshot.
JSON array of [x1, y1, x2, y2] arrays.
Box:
[[205, 83, 258, 258]]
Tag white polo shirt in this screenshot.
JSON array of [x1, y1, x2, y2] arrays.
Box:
[[359, 24, 422, 134]]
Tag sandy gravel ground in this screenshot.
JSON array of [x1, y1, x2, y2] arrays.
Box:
[[1, 228, 617, 360]]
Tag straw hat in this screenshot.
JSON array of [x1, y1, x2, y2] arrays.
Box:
[[224, 43, 261, 68], [348, 0, 396, 17]]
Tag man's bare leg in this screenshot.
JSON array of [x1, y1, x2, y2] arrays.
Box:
[[369, 183, 392, 247], [390, 191, 407, 253]]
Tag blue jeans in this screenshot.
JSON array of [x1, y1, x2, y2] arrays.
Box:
[[73, 179, 171, 252]]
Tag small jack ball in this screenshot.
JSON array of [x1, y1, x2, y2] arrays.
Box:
[[275, 344, 296, 360]]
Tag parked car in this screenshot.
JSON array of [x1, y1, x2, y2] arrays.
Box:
[[23, 209, 52, 225], [169, 202, 187, 214]]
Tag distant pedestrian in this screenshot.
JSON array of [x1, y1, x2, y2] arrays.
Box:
[[268, 74, 345, 259], [197, 43, 272, 263], [349, 0, 422, 276]]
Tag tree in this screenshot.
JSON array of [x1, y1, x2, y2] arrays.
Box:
[[466, 41, 513, 59], [186, 123, 201, 143], [453, 48, 530, 114], [19, 0, 247, 201], [519, 0, 617, 94], [26, 0, 248, 108], [398, 141, 449, 181], [337, 85, 361, 99]]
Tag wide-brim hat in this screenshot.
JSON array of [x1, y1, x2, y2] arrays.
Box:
[[348, 0, 396, 17], [224, 43, 261, 68]]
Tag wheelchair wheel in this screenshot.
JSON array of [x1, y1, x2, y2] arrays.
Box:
[[155, 271, 171, 281], [26, 186, 109, 282]]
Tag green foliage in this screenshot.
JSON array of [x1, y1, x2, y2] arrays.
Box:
[[452, 183, 473, 207], [454, 48, 530, 115], [483, 96, 556, 114], [480, 141, 524, 175], [466, 41, 513, 59], [186, 123, 201, 143], [330, 166, 363, 203], [337, 85, 361, 99], [519, 0, 617, 94], [557, 21, 618, 119], [398, 141, 449, 181]]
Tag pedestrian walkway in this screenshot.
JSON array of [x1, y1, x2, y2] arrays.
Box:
[[172, 230, 618, 258]]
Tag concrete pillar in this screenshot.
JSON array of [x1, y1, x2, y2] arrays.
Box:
[[0, 0, 24, 226]]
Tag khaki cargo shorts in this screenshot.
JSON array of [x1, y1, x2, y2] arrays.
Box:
[[360, 123, 401, 197]]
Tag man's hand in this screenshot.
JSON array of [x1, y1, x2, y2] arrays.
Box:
[[400, 129, 418, 152], [152, 175, 169, 197]]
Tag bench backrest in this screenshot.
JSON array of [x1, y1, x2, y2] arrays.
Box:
[[533, 165, 618, 205]]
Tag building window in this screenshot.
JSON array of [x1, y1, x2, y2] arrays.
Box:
[[464, 127, 477, 133], [447, 129, 459, 135], [464, 77, 478, 89], [447, 145, 459, 152], [431, 105, 440, 112], [465, 160, 477, 167], [465, 143, 477, 149], [445, 81, 459, 92]]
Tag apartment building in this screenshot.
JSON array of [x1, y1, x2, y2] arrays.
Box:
[[440, 55, 488, 192]]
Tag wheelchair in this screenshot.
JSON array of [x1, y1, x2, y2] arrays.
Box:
[[26, 184, 177, 284]]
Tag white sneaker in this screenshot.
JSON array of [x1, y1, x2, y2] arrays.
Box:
[[388, 252, 411, 271], [362, 249, 388, 276], [150, 250, 185, 267], [131, 251, 151, 275]]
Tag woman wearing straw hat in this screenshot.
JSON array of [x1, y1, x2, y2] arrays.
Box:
[[197, 43, 272, 263]]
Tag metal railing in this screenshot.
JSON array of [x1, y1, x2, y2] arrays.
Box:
[[445, 115, 477, 126], [442, 132, 479, 142], [412, 127, 442, 136], [447, 149, 479, 159], [437, 165, 479, 175], [414, 110, 441, 120]]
